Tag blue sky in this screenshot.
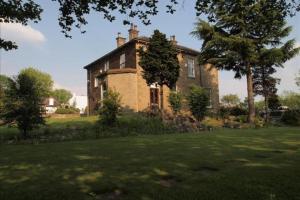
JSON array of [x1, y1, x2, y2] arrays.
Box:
[[1, 1, 299, 98]]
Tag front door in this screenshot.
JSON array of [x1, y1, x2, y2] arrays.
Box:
[[150, 88, 159, 107]]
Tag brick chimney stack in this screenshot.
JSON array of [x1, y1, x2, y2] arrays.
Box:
[[128, 24, 139, 40], [170, 35, 177, 45], [116, 32, 126, 47]]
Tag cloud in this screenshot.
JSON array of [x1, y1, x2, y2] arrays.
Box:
[[0, 22, 46, 45], [219, 71, 247, 99]]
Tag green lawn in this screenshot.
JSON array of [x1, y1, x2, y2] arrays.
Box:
[[0, 127, 300, 200]]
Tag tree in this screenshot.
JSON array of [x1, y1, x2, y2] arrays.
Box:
[[280, 91, 300, 110], [138, 30, 180, 111], [99, 89, 121, 126], [0, 72, 45, 138], [0, 75, 11, 109], [192, 0, 299, 123], [52, 89, 72, 105], [221, 94, 240, 107], [187, 85, 209, 121], [2, 1, 299, 50], [168, 91, 182, 115], [296, 70, 300, 88], [19, 67, 53, 98]]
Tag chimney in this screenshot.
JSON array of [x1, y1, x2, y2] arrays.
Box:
[[128, 24, 139, 40], [116, 32, 126, 47], [170, 35, 177, 45]]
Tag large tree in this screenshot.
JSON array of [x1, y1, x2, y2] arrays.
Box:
[[192, 0, 299, 123], [19, 67, 53, 98], [221, 94, 241, 107], [1, 0, 299, 50], [52, 89, 72, 105], [0, 72, 45, 138], [138, 30, 180, 110]]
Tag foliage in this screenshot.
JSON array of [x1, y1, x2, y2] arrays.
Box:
[[2, 1, 300, 51], [138, 30, 180, 110], [19, 67, 53, 98], [296, 70, 300, 88], [168, 91, 182, 114], [0, 72, 45, 138], [268, 95, 281, 110], [55, 107, 80, 114], [221, 94, 240, 107], [0, 0, 43, 50], [280, 91, 300, 109], [52, 89, 73, 105], [192, 0, 300, 123], [281, 110, 300, 126], [201, 117, 223, 128], [99, 90, 121, 126], [0, 75, 11, 108], [187, 85, 209, 121], [219, 106, 248, 118]]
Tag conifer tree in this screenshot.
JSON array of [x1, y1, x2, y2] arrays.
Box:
[[192, 0, 299, 123], [138, 30, 180, 111]]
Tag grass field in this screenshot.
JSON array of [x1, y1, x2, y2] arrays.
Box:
[[0, 127, 300, 200]]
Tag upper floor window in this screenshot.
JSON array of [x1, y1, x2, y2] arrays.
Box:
[[120, 53, 126, 68], [187, 58, 195, 78], [104, 61, 109, 71], [94, 77, 99, 88]]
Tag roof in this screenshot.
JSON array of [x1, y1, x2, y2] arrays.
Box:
[[84, 36, 201, 69]]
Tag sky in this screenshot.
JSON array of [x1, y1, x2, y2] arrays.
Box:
[[0, 1, 299, 99]]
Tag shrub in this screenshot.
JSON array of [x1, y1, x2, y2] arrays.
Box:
[[187, 85, 209, 121], [230, 106, 248, 116], [99, 90, 121, 126], [55, 107, 80, 114], [219, 106, 248, 118], [281, 110, 300, 126], [168, 91, 182, 114]]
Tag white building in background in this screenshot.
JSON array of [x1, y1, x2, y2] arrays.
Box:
[[69, 94, 88, 114], [43, 97, 58, 114]]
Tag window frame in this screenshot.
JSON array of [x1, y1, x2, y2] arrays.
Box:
[[120, 53, 126, 69], [187, 58, 195, 78], [104, 61, 109, 71]]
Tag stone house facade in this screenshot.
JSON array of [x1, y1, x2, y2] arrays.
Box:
[[84, 25, 219, 115]]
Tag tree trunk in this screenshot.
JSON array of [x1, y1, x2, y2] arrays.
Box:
[[160, 85, 164, 111], [23, 128, 28, 139], [264, 95, 269, 123], [246, 63, 255, 123]]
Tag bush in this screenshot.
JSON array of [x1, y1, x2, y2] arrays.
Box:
[[281, 110, 300, 126], [168, 91, 182, 114], [230, 106, 248, 116], [219, 106, 248, 118], [99, 90, 121, 126], [55, 107, 80, 114], [187, 85, 209, 121]]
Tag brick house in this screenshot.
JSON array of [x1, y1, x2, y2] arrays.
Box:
[[84, 25, 219, 115]]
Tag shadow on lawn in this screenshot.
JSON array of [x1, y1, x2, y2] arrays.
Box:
[[1, 130, 300, 200]]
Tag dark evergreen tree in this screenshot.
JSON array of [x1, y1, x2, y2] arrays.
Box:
[[192, 0, 299, 123], [138, 30, 180, 111], [0, 73, 45, 138]]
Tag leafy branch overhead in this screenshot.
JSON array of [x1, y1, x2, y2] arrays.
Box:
[[1, 0, 300, 51]]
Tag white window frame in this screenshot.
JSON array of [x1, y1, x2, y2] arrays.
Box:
[[104, 61, 109, 71], [120, 53, 126, 69], [94, 77, 99, 88], [187, 58, 195, 78]]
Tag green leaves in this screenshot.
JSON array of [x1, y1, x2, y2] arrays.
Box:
[[138, 30, 180, 89]]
